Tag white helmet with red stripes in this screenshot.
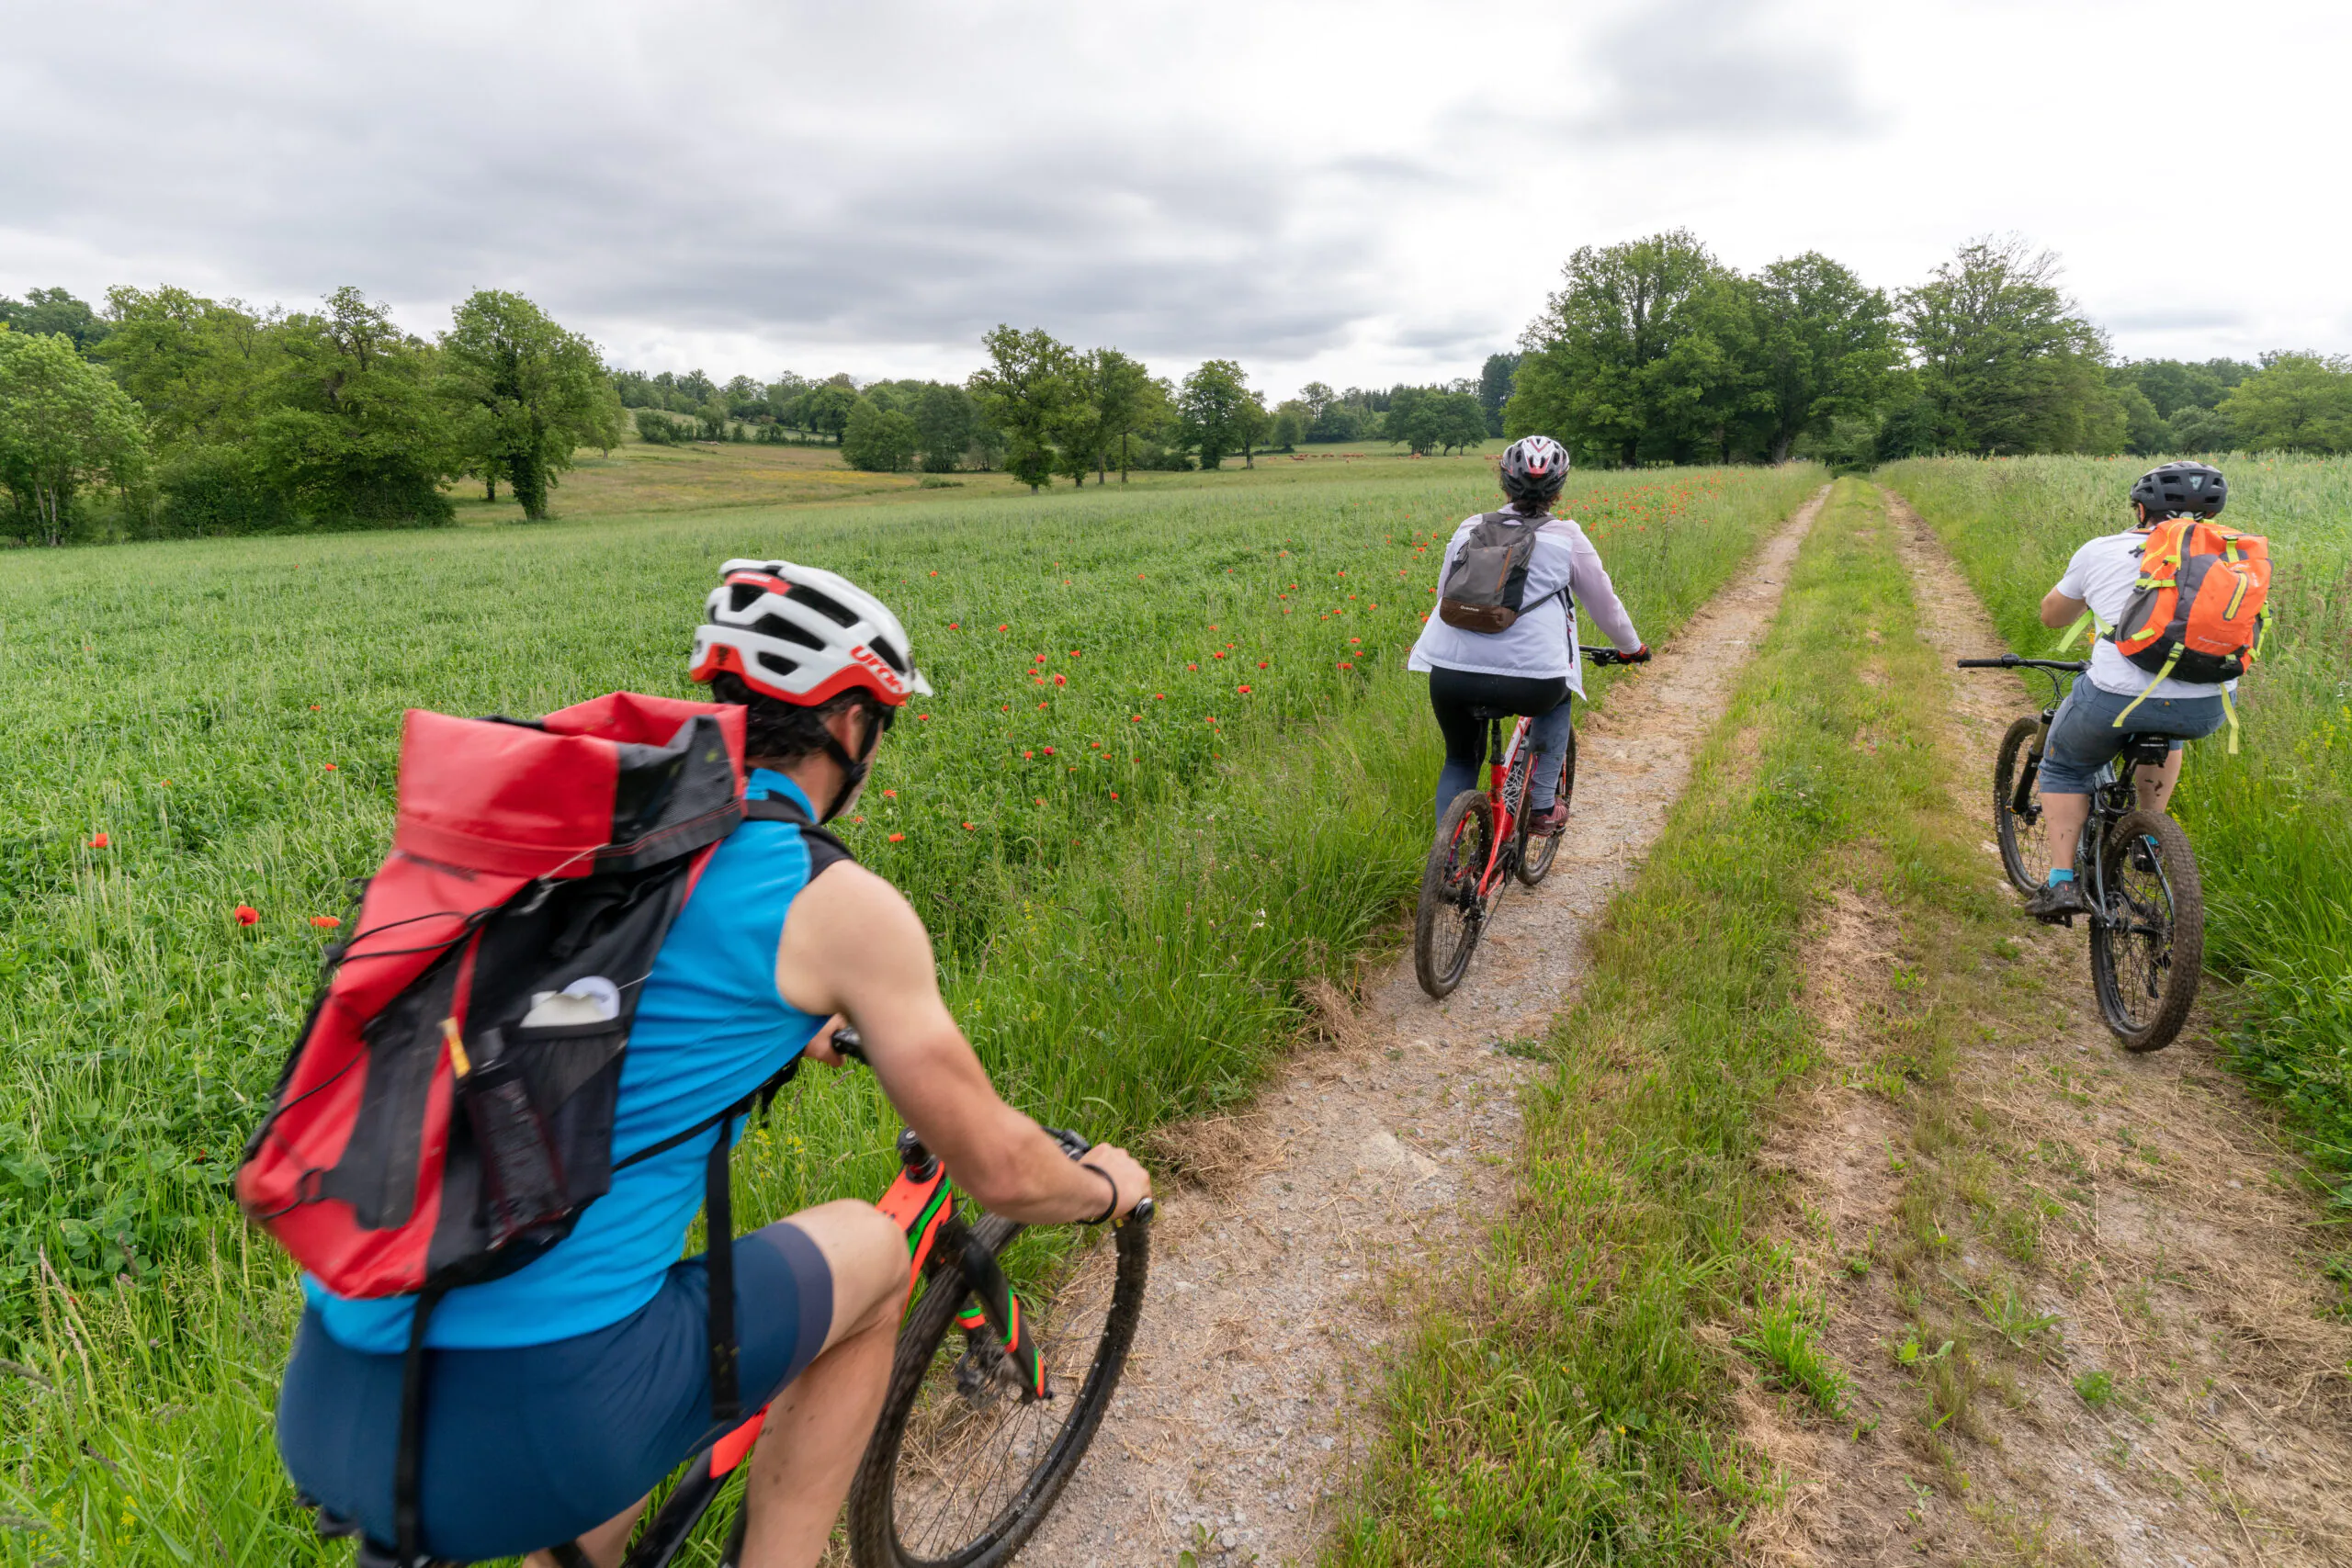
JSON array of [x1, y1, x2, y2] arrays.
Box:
[[689, 559, 933, 707]]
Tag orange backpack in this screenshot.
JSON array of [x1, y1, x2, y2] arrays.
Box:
[[2109, 517, 2269, 683]]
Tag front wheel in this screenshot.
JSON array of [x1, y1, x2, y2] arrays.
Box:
[[844, 1213, 1150, 1568], [1516, 729, 1573, 887], [2087, 809, 2203, 1053], [1993, 716, 2052, 894], [1415, 791, 1495, 998]]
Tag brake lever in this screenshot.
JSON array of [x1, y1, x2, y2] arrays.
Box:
[[1043, 1125, 1156, 1224]]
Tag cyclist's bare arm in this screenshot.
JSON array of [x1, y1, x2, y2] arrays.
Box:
[[2041, 588, 2087, 628], [775, 862, 1148, 1224]]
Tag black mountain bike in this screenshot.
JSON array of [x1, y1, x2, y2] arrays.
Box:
[[334, 1032, 1152, 1568], [1958, 655, 2205, 1052]]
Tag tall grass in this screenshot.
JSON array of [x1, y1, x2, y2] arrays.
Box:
[[1880, 456, 2352, 1198], [1331, 478, 1959, 1562], [0, 462, 1820, 1561]]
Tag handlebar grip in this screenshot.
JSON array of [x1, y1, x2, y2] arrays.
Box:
[[829, 1023, 866, 1063], [1954, 657, 2016, 669]]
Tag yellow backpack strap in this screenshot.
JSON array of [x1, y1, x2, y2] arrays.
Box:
[[2052, 607, 2103, 653], [2220, 684, 2241, 756], [2109, 646, 2182, 730]]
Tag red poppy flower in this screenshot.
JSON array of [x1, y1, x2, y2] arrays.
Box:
[[998, 624, 1010, 631], [962, 822, 975, 830], [1214, 652, 1226, 660], [311, 915, 342, 930], [87, 832, 109, 849], [948, 623, 960, 630], [1090, 740, 1102, 749], [917, 713, 932, 721], [1043, 747, 1056, 756], [1069, 649, 1080, 658], [930, 570, 939, 577], [1350, 637, 1362, 644], [322, 762, 339, 771], [1185, 662, 1197, 671], [1035, 797, 1046, 806], [1023, 750, 1035, 759], [888, 832, 906, 842], [1053, 673, 1068, 687], [1337, 660, 1354, 669], [1154, 693, 1165, 700], [1001, 704, 1011, 712], [1034, 654, 1048, 664], [1237, 684, 1252, 694], [233, 905, 260, 926], [854, 815, 866, 823], [1038, 701, 1049, 709], [1257, 661, 1269, 669], [1131, 715, 1143, 721], [1208, 625, 1218, 631], [309, 704, 322, 710]]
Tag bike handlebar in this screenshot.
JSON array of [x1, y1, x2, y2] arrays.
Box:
[[1580, 644, 1650, 667], [1956, 654, 2089, 673], [827, 1025, 1153, 1222]]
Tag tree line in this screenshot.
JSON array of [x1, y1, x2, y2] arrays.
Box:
[[0, 286, 619, 544], [1502, 230, 2352, 467]]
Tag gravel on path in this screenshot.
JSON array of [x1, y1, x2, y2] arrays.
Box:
[[1018, 486, 1831, 1567]]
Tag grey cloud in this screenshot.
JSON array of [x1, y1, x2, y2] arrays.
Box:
[[2103, 306, 2251, 333], [0, 2, 1396, 372], [1475, 0, 1873, 144]]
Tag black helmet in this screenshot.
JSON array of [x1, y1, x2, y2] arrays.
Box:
[[1499, 435, 1569, 505], [2130, 460, 2226, 519]]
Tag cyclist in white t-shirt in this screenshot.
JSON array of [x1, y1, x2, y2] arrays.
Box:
[[2023, 461, 2233, 920]]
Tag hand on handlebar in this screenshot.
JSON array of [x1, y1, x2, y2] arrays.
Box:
[[1067, 1139, 1152, 1224], [804, 1015, 860, 1066], [1623, 643, 1651, 664]]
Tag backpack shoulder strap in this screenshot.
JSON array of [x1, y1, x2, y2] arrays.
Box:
[[742, 793, 857, 879]]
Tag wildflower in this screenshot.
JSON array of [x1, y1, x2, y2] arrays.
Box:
[[1023, 750, 1035, 759], [1258, 660, 1269, 669], [1053, 672, 1068, 686], [1214, 652, 1226, 660], [1237, 684, 1252, 694], [1109, 791, 1119, 800], [87, 832, 109, 849], [1034, 653, 1048, 664], [1350, 637, 1361, 644], [1338, 660, 1354, 670], [1069, 649, 1081, 658], [322, 762, 339, 771], [854, 814, 866, 823], [309, 704, 322, 710], [1208, 625, 1218, 631], [1131, 714, 1143, 722], [311, 915, 342, 930], [917, 713, 932, 721], [1038, 701, 1049, 709], [1186, 662, 1198, 671], [930, 570, 939, 577], [233, 905, 261, 926], [962, 822, 976, 830], [948, 622, 960, 630], [1035, 797, 1046, 806], [998, 623, 1009, 631], [1154, 693, 1165, 700], [888, 832, 905, 842], [884, 788, 898, 797], [1001, 704, 1011, 711], [1090, 740, 1102, 749], [1044, 746, 1057, 755]]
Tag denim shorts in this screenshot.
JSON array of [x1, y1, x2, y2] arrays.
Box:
[[277, 1220, 832, 1561], [2039, 681, 2227, 795]]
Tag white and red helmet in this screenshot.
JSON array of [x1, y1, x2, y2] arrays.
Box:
[[689, 559, 933, 707], [1499, 434, 1570, 504]]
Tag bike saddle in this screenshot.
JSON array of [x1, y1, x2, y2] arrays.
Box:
[[2119, 733, 2173, 766]]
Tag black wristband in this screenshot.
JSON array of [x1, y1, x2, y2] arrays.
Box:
[[1080, 1162, 1118, 1224]]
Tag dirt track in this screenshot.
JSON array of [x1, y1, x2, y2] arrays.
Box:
[[1021, 487, 1831, 1566], [1730, 491, 2352, 1566]]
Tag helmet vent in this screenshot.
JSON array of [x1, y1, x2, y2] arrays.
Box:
[[728, 582, 764, 613], [869, 637, 909, 675], [786, 583, 860, 628], [752, 614, 825, 650], [756, 651, 801, 679]]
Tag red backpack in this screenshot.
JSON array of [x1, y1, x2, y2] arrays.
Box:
[[236, 692, 839, 1560]]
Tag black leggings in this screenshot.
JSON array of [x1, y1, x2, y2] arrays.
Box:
[[1427, 666, 1571, 820]]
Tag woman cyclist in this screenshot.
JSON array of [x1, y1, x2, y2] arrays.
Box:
[[1408, 435, 1648, 834]]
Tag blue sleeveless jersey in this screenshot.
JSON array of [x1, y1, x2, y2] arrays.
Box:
[[305, 772, 830, 1352]]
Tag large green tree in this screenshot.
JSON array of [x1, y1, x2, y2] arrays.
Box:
[[1176, 359, 1262, 469], [1747, 253, 1897, 463], [249, 287, 456, 526], [0, 328, 150, 544], [0, 288, 111, 352], [841, 396, 921, 471], [968, 325, 1071, 492], [440, 289, 621, 520], [1476, 353, 1521, 436], [1894, 237, 2120, 456], [2219, 353, 2352, 453], [912, 382, 978, 472], [96, 286, 272, 447], [1504, 229, 1728, 467]]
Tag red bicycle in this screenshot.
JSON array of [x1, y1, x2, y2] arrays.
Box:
[[1412, 646, 1638, 998]]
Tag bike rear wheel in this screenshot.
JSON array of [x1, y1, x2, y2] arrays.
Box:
[[845, 1213, 1149, 1568], [2087, 809, 2203, 1053], [1516, 730, 1572, 888], [1993, 716, 2052, 894], [1415, 791, 1495, 998]]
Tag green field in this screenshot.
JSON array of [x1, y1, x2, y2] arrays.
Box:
[[1881, 456, 2352, 1194], [0, 457, 1819, 1560]]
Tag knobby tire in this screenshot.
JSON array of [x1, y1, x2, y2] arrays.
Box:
[[1415, 792, 1494, 998], [1516, 729, 1572, 888], [844, 1213, 1150, 1568], [2088, 809, 2203, 1053], [1993, 716, 2052, 895]]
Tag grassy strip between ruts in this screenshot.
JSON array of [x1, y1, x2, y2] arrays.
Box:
[[1329, 477, 1968, 1564], [1878, 456, 2352, 1219], [0, 464, 1822, 1562]]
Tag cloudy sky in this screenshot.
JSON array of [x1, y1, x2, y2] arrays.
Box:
[[4, 0, 2341, 394]]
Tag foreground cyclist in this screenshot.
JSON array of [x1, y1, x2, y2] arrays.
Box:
[[1408, 434, 1647, 834], [2024, 462, 2235, 920], [275, 561, 1149, 1567]]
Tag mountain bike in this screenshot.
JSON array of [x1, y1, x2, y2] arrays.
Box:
[[329, 1032, 1152, 1568], [1958, 655, 2205, 1052], [1413, 646, 1638, 999]]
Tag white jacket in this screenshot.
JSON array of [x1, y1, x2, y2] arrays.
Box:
[[1407, 512, 1642, 695]]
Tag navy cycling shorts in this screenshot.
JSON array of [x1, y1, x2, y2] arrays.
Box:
[[277, 1221, 832, 1561]]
